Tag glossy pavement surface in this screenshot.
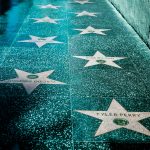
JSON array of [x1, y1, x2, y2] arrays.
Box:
[[109, 0, 150, 48], [0, 0, 150, 149]]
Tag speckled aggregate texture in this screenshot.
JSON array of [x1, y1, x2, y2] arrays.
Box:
[[0, 0, 150, 149]]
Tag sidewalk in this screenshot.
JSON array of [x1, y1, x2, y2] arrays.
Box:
[[0, 0, 150, 149]]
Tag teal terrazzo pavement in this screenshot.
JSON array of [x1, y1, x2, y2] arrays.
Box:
[[70, 69, 149, 98], [3, 52, 69, 68], [19, 22, 68, 35], [1, 141, 73, 150], [26, 10, 67, 20], [69, 35, 140, 55], [0, 0, 150, 149]]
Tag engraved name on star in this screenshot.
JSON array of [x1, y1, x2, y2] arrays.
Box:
[[31, 16, 60, 24], [74, 26, 111, 35], [38, 4, 61, 9], [73, 0, 93, 4], [0, 69, 65, 94], [76, 99, 150, 136], [18, 35, 63, 48], [74, 51, 126, 68], [75, 11, 98, 17]]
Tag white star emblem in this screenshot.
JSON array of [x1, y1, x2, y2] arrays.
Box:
[[73, 0, 93, 4], [74, 26, 111, 35], [75, 11, 97, 17], [0, 69, 65, 94], [31, 16, 60, 24], [76, 99, 150, 136], [38, 4, 61, 9], [18, 35, 63, 48], [74, 51, 126, 68]]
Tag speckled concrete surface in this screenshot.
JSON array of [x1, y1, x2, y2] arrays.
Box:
[[0, 0, 150, 149]]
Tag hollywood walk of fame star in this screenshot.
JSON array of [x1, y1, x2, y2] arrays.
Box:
[[75, 11, 98, 17], [0, 69, 65, 94], [76, 99, 150, 136], [74, 51, 126, 68], [72, 0, 93, 4], [18, 35, 63, 48], [38, 4, 61, 9], [74, 26, 111, 35], [31, 16, 61, 24]]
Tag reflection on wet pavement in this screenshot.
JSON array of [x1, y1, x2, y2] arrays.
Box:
[[0, 0, 32, 47]]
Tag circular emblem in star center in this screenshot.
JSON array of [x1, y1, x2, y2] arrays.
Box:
[[27, 75, 39, 79], [38, 38, 45, 42], [89, 30, 95, 33], [113, 118, 129, 126], [96, 60, 106, 64]]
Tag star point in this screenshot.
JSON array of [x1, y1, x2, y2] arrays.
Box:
[[73, 0, 93, 4], [38, 4, 61, 9], [74, 51, 126, 68], [75, 11, 97, 17], [18, 35, 63, 48], [0, 69, 66, 94], [74, 26, 111, 35], [76, 99, 150, 137], [31, 16, 60, 24]]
